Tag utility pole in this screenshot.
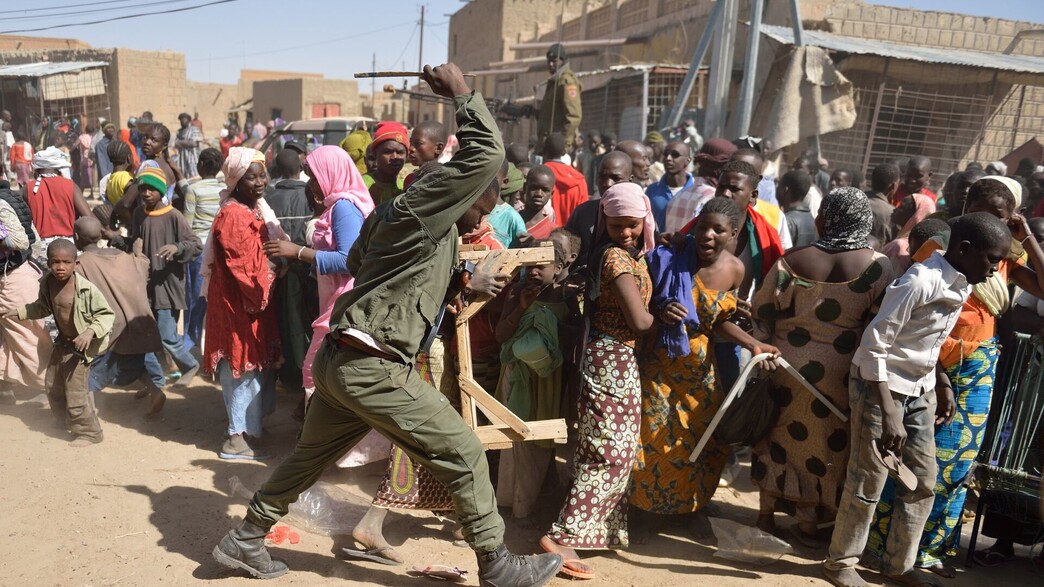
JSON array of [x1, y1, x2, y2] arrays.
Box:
[[418, 5, 425, 73], [371, 53, 376, 106]]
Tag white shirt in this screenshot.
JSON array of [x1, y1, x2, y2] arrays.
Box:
[[853, 252, 971, 396]]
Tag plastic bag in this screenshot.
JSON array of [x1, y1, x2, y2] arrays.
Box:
[[709, 517, 793, 565], [227, 476, 367, 537]]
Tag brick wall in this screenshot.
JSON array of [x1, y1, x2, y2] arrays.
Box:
[[185, 80, 243, 141], [111, 48, 187, 132]]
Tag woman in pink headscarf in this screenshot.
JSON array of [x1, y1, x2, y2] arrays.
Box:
[[539, 182, 656, 579], [264, 145, 374, 393]]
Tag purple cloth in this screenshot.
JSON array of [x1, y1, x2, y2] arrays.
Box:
[[646, 237, 700, 358]]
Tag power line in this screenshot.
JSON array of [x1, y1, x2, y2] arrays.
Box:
[[0, 0, 241, 34], [186, 19, 418, 63], [2, 0, 198, 22], [0, 0, 137, 16], [389, 23, 420, 74]]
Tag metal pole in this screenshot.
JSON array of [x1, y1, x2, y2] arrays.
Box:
[[418, 5, 425, 73], [789, 0, 804, 46], [734, 0, 763, 138], [641, 68, 650, 139], [657, 0, 726, 130], [1010, 84, 1026, 153], [861, 58, 890, 178], [705, 0, 736, 139]]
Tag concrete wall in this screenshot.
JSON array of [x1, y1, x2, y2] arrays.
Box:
[[0, 35, 90, 52], [110, 48, 187, 132], [303, 78, 362, 118], [185, 80, 243, 141], [253, 78, 304, 122]]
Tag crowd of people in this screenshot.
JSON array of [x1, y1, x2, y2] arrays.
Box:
[[1, 62, 1043, 587]]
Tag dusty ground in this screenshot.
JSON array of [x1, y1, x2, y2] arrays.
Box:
[[1, 378, 1040, 587]]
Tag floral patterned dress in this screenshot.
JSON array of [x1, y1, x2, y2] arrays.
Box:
[[630, 275, 738, 514], [548, 246, 651, 550]]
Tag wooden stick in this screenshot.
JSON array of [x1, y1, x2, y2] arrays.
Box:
[[354, 71, 476, 78]]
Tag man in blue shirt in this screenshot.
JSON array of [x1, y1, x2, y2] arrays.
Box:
[[646, 140, 693, 232]]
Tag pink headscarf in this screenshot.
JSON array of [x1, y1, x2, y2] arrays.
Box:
[[306, 145, 375, 215], [597, 182, 656, 257]]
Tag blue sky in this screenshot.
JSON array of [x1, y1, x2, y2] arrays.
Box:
[[4, 0, 1042, 85]]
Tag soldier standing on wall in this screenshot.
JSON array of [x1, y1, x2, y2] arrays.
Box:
[[536, 43, 582, 158]]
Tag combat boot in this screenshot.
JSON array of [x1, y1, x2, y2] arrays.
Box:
[[212, 520, 288, 579], [476, 544, 563, 587]]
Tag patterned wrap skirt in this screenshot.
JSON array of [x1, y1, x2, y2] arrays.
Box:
[[548, 335, 642, 550], [371, 341, 456, 511]]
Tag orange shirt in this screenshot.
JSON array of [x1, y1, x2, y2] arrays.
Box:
[[9, 141, 32, 168], [913, 239, 1022, 367]]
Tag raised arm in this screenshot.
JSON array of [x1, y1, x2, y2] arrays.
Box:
[[403, 63, 504, 238]]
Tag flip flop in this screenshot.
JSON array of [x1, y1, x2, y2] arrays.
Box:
[[341, 546, 402, 566], [924, 563, 956, 578], [883, 570, 942, 587], [972, 547, 1015, 567], [408, 565, 468, 582], [538, 536, 595, 580], [872, 440, 917, 492]]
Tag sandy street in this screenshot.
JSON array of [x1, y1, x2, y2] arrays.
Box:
[[0, 379, 1038, 587]]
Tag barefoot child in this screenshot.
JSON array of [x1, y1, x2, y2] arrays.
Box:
[[823, 212, 1013, 587], [495, 238, 570, 520], [74, 217, 168, 415], [5, 239, 113, 446]]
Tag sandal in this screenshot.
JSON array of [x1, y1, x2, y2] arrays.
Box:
[[972, 547, 1015, 567], [539, 535, 595, 580], [924, 563, 956, 578], [341, 545, 402, 566], [883, 569, 942, 587], [872, 439, 917, 492]]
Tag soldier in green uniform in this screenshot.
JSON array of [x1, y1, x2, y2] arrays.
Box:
[[536, 43, 582, 157], [211, 63, 563, 587]]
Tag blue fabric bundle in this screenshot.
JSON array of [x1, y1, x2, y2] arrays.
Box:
[[647, 237, 700, 358]]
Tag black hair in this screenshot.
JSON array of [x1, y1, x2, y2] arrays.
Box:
[[909, 218, 950, 247], [949, 212, 1011, 252], [197, 148, 223, 177], [274, 148, 301, 179], [718, 159, 760, 188], [550, 227, 581, 263], [602, 132, 618, 145], [849, 168, 864, 189], [907, 154, 932, 171], [732, 147, 763, 164], [870, 163, 900, 192], [967, 177, 1017, 212], [780, 170, 812, 202], [1016, 157, 1036, 177], [505, 143, 529, 165], [966, 161, 984, 171], [151, 123, 171, 144], [702, 195, 741, 229], [413, 120, 448, 144], [527, 164, 555, 186], [544, 133, 567, 159], [106, 139, 131, 164], [793, 154, 818, 171], [47, 238, 77, 259]]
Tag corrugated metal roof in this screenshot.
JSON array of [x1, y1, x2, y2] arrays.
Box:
[[760, 24, 1044, 75], [0, 61, 108, 78]]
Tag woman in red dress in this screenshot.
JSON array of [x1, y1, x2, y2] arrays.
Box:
[[204, 147, 282, 461]]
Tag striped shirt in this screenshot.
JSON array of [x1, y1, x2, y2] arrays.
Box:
[[182, 177, 224, 244]]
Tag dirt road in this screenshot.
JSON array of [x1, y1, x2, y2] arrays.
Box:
[[1, 380, 1038, 586]]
